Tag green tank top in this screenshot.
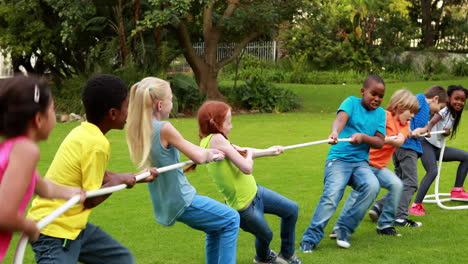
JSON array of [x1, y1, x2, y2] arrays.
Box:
[[200, 134, 257, 210]]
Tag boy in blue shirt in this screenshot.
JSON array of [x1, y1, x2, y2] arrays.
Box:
[[300, 75, 386, 252], [368, 85, 447, 227]]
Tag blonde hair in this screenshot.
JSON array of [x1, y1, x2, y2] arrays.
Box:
[[126, 77, 171, 169], [386, 89, 419, 114]]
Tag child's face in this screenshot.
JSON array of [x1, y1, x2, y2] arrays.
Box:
[[114, 96, 129, 130], [361, 81, 385, 111], [220, 109, 233, 137], [449, 90, 466, 112], [158, 88, 174, 120], [37, 98, 57, 140], [397, 108, 415, 125], [429, 98, 445, 115]]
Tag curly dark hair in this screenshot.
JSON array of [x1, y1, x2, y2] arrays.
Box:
[[82, 74, 128, 124]]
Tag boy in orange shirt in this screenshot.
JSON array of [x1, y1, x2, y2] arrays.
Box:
[[331, 89, 419, 236]]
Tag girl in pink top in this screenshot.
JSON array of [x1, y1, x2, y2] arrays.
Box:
[[0, 75, 85, 261]]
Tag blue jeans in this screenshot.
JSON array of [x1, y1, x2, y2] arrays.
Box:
[[338, 166, 403, 228], [32, 223, 135, 264], [177, 194, 240, 264], [239, 185, 298, 261], [301, 159, 379, 245]]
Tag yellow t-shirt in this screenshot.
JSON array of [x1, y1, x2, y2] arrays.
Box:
[[28, 122, 110, 239]]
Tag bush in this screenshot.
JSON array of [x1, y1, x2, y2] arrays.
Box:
[[166, 73, 206, 115], [223, 76, 300, 112], [423, 59, 449, 79], [51, 76, 87, 114], [451, 58, 468, 77]]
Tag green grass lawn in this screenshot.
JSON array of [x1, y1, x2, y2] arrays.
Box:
[[4, 79, 468, 263]]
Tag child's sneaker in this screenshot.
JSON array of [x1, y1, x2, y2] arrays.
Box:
[[299, 241, 315, 253], [336, 228, 351, 249], [393, 218, 422, 228], [278, 253, 302, 264], [409, 203, 426, 216], [376, 226, 402, 237], [450, 187, 468, 201], [328, 226, 338, 239], [368, 205, 381, 222], [253, 250, 284, 264]]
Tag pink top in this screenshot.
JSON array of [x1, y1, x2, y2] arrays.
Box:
[[0, 136, 38, 261]]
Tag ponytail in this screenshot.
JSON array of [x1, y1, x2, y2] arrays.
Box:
[[126, 78, 170, 169]]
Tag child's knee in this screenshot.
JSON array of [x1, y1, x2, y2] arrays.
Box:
[[288, 201, 299, 220], [366, 178, 380, 195], [390, 179, 403, 193]]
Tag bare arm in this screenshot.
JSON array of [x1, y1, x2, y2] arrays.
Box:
[[350, 131, 385, 149], [411, 126, 428, 138], [35, 178, 84, 201], [385, 132, 406, 148], [210, 134, 254, 174], [0, 140, 40, 240], [243, 145, 284, 158], [424, 113, 443, 138], [329, 111, 349, 144], [162, 122, 223, 164], [84, 171, 137, 209]]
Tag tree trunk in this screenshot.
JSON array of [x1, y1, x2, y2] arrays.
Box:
[[114, 0, 129, 63], [194, 63, 226, 101], [421, 0, 435, 48]]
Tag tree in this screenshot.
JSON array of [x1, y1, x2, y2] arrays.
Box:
[[409, 0, 467, 48], [0, 0, 102, 79], [140, 0, 304, 100], [280, 0, 414, 71]]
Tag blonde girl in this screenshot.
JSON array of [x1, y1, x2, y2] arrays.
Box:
[[0, 76, 85, 261], [126, 77, 240, 264]]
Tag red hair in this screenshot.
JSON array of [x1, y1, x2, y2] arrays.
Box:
[[185, 101, 240, 173], [197, 100, 231, 139]]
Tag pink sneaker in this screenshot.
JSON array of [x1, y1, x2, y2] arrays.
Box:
[[450, 187, 468, 201], [409, 203, 426, 216]]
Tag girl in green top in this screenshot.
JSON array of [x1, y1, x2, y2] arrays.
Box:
[[197, 100, 301, 264]]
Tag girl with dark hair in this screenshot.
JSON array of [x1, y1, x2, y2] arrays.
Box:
[[0, 75, 85, 261], [410, 85, 468, 216], [197, 100, 301, 264]]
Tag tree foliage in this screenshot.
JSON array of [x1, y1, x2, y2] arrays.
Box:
[[0, 0, 180, 81], [138, 0, 305, 99]]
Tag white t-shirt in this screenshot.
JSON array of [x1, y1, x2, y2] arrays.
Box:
[[425, 106, 455, 148]]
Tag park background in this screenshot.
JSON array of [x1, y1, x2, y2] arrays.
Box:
[[1, 0, 468, 263]]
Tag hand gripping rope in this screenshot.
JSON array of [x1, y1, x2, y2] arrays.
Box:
[[13, 137, 352, 263]]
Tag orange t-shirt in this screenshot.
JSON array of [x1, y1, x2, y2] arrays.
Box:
[[369, 111, 410, 169]]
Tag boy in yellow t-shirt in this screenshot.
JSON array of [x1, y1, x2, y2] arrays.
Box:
[[28, 75, 157, 264]]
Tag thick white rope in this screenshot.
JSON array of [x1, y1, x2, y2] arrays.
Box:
[[13, 137, 353, 263], [13, 158, 199, 264]]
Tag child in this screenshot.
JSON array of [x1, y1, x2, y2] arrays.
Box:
[[27, 74, 158, 264], [368, 85, 447, 227], [334, 90, 419, 237], [197, 100, 301, 264], [300, 75, 386, 252], [410, 85, 468, 215], [0, 75, 85, 262], [125, 77, 240, 264]]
